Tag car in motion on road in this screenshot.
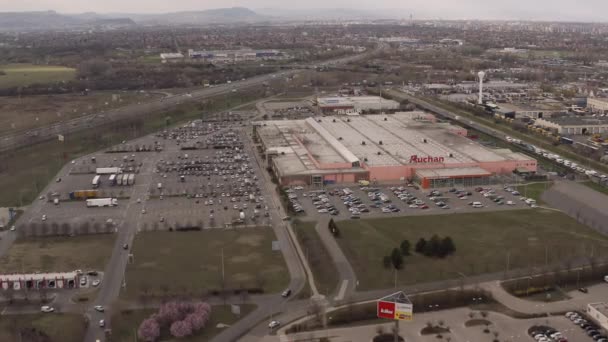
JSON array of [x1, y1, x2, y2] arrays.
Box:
[[268, 320, 281, 329], [40, 306, 54, 313], [99, 319, 105, 328], [281, 289, 292, 298], [94, 305, 104, 312]]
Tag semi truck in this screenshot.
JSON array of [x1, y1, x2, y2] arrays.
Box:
[[92, 175, 101, 188], [86, 198, 118, 207], [69, 190, 99, 200], [96, 167, 122, 175]]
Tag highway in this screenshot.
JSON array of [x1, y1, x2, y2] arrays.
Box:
[[0, 49, 377, 154]]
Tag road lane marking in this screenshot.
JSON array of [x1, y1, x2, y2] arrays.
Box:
[[334, 280, 349, 301]]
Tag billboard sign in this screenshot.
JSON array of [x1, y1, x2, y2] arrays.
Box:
[[377, 291, 413, 321], [377, 300, 395, 319]]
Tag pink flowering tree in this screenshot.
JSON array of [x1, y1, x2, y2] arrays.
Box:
[[170, 320, 193, 338], [137, 318, 160, 342]]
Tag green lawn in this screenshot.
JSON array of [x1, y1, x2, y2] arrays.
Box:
[[0, 313, 85, 342], [110, 304, 256, 342], [293, 221, 339, 295], [336, 210, 608, 290], [0, 64, 76, 88], [517, 182, 552, 203], [123, 229, 289, 299], [0, 235, 115, 273]]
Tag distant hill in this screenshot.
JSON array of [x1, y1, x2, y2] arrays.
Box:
[[129, 7, 268, 25], [0, 10, 135, 31], [255, 8, 404, 20]]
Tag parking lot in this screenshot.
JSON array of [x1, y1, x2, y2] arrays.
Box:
[[287, 182, 533, 221]]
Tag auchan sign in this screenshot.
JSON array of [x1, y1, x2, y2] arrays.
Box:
[[377, 300, 413, 321], [409, 155, 445, 164]]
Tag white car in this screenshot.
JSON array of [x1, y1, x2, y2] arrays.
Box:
[[41, 306, 54, 313], [10, 225, 15, 231], [99, 319, 105, 328], [506, 201, 515, 206], [92, 280, 101, 287], [41, 215, 47, 221], [268, 320, 281, 329], [94, 305, 104, 312]]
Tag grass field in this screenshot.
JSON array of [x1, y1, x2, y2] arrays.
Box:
[[0, 91, 162, 135], [111, 304, 256, 342], [336, 210, 608, 290], [0, 313, 85, 342], [293, 221, 339, 295], [0, 64, 76, 88], [0, 235, 115, 273], [123, 229, 289, 299]]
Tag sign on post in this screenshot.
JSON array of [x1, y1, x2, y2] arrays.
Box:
[[377, 291, 413, 321]]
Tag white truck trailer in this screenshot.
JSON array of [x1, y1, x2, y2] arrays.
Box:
[[86, 198, 118, 207], [96, 167, 122, 175]]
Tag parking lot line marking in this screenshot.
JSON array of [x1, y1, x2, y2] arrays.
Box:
[[334, 280, 349, 301]]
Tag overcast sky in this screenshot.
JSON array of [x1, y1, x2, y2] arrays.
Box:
[[2, 0, 607, 21]]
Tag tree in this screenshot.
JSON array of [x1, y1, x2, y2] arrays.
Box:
[[137, 318, 160, 342], [390, 248, 404, 270], [415, 238, 427, 254], [440, 237, 456, 257], [400, 240, 410, 256], [424, 235, 442, 257], [383, 255, 392, 269]]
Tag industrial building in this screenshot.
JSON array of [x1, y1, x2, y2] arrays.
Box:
[[587, 97, 608, 114], [187, 49, 286, 64], [255, 112, 536, 188], [0, 272, 78, 290], [316, 96, 400, 114], [495, 103, 565, 119], [535, 117, 608, 135], [588, 302, 608, 331]]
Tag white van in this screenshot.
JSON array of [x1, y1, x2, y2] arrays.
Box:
[[472, 202, 483, 208]]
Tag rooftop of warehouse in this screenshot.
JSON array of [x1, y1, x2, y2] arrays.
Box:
[[541, 116, 608, 125], [257, 113, 534, 173]]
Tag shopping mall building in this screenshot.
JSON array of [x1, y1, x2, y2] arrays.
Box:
[[255, 112, 537, 188]]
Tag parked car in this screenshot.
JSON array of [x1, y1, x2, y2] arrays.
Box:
[[41, 306, 54, 313]]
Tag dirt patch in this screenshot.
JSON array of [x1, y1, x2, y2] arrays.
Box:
[[235, 233, 264, 247], [232, 273, 253, 282], [231, 252, 260, 263], [138, 262, 158, 269]]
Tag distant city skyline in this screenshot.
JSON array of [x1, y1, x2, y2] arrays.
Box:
[[1, 0, 608, 22]]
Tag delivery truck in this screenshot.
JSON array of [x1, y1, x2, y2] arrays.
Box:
[[96, 167, 122, 175], [69, 190, 99, 200], [92, 175, 101, 188], [86, 198, 118, 207]]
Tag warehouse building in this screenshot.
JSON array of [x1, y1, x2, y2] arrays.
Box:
[[587, 97, 608, 114], [187, 49, 285, 63], [0, 272, 78, 290], [535, 117, 608, 135], [588, 302, 608, 331], [255, 112, 536, 188], [495, 103, 565, 119], [316, 96, 400, 114]]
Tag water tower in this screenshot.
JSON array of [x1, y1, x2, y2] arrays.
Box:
[[477, 71, 486, 104]]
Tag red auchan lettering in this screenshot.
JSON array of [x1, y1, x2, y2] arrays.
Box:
[[409, 155, 445, 164], [377, 301, 396, 319]]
